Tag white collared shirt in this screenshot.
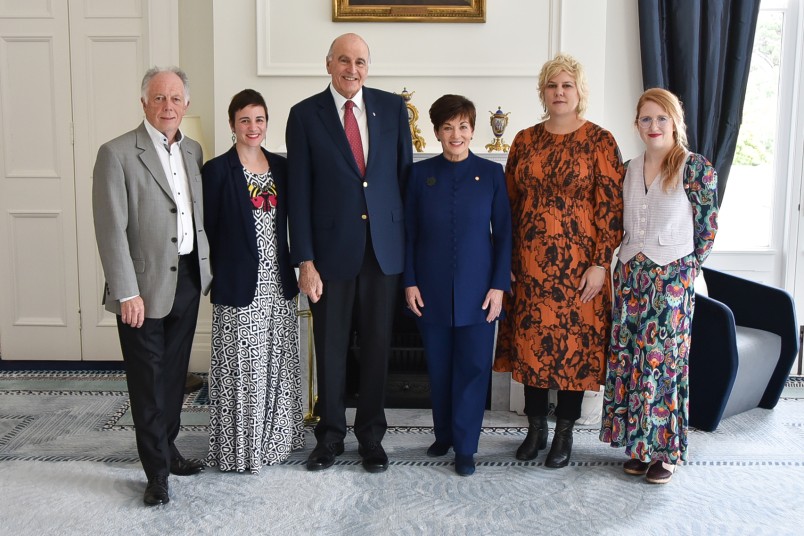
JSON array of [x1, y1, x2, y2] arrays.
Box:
[[143, 119, 195, 255], [329, 84, 369, 163]]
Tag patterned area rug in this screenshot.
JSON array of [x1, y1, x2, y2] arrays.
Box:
[[1, 372, 803, 535], [1, 371, 803, 468]]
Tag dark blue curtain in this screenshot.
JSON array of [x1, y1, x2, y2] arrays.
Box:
[[638, 0, 760, 205]]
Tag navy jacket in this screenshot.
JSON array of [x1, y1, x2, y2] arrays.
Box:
[[202, 146, 298, 305], [286, 86, 413, 279], [403, 152, 512, 327]]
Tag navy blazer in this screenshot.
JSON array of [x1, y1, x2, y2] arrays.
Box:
[[403, 152, 512, 327], [202, 146, 298, 305], [286, 86, 413, 279]]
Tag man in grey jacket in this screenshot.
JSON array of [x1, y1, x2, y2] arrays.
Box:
[[92, 66, 212, 506]]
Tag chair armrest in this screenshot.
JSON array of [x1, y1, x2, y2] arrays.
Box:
[[701, 267, 799, 408], [688, 293, 739, 431]]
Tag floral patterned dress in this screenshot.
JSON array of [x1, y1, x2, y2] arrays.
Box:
[[599, 153, 718, 464], [207, 167, 305, 474], [493, 122, 624, 391]]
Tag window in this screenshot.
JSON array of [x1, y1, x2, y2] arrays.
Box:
[[714, 2, 786, 251]]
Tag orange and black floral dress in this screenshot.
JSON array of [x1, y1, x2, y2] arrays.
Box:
[[493, 121, 624, 391]]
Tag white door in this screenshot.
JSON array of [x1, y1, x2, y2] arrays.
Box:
[[0, 0, 82, 359], [0, 0, 177, 361], [69, 0, 148, 361]]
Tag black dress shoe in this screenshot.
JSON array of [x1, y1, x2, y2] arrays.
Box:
[[170, 456, 205, 476], [358, 442, 389, 473], [143, 475, 169, 506], [426, 441, 451, 457], [306, 441, 345, 471]]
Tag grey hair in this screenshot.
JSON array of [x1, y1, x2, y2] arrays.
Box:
[[325, 33, 371, 64], [140, 66, 190, 104]]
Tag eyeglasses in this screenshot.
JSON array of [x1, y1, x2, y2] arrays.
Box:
[[637, 116, 670, 129]]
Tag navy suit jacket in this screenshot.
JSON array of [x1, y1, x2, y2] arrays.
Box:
[[286, 86, 412, 279], [403, 152, 512, 327], [202, 146, 298, 305]]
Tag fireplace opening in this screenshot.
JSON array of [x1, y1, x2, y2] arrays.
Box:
[[343, 304, 492, 410]]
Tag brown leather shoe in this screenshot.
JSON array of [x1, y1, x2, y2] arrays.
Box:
[[623, 458, 650, 475], [646, 461, 676, 484]]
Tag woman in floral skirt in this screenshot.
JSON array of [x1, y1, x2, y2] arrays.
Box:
[[600, 88, 718, 484]]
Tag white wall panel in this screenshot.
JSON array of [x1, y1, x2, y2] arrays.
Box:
[[7, 211, 69, 325], [0, 37, 59, 178], [85, 37, 142, 154], [257, 0, 547, 77], [83, 0, 141, 19], [0, 0, 53, 18]]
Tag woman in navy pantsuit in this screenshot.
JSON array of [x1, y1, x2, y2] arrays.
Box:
[[404, 95, 512, 476]]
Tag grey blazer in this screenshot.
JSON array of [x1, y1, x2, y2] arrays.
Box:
[[92, 122, 212, 318]]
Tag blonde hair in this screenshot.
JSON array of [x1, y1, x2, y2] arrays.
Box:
[[537, 53, 589, 119], [636, 88, 689, 192]]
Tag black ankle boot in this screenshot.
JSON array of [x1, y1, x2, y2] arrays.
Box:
[[516, 416, 548, 461], [545, 418, 575, 468]]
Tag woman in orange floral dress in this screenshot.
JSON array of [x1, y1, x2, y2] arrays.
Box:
[[494, 53, 624, 468]]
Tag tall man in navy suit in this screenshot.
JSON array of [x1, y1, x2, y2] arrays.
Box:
[[286, 33, 412, 473]]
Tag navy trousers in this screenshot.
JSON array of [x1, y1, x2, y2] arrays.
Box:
[[310, 235, 399, 446], [417, 321, 495, 455]]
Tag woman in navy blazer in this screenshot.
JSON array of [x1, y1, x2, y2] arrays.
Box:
[[202, 89, 303, 473], [404, 95, 512, 476]]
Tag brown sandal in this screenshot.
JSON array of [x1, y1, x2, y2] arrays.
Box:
[[645, 461, 676, 484], [623, 458, 650, 475]]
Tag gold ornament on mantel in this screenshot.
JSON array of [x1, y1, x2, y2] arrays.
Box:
[[486, 106, 511, 152], [398, 87, 426, 152]]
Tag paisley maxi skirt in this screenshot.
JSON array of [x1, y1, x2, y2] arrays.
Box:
[[600, 253, 697, 464]]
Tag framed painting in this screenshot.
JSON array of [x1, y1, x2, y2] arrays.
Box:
[[332, 0, 486, 23]]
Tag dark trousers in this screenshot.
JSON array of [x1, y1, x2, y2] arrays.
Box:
[[418, 321, 495, 456], [310, 237, 399, 446], [524, 385, 584, 421], [117, 254, 201, 479]]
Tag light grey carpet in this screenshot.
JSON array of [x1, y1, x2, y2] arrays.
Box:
[[1, 373, 803, 535]]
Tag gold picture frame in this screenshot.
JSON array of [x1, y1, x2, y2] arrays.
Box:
[[333, 1, 486, 23]]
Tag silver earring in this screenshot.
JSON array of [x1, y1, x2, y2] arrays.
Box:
[[231, 132, 236, 144]]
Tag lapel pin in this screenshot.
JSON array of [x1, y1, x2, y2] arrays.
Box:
[[426, 177, 436, 186], [475, 176, 480, 181]]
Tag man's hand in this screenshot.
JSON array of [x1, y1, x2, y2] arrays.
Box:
[[121, 296, 145, 328], [299, 261, 324, 303]]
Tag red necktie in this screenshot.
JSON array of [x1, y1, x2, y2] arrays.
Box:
[[344, 100, 365, 176]]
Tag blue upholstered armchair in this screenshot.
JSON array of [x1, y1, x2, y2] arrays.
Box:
[[689, 267, 799, 432]]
